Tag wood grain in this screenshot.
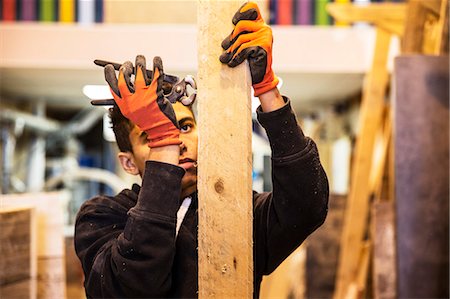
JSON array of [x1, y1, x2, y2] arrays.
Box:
[[1, 192, 68, 299], [0, 206, 37, 299], [372, 202, 396, 299], [197, 1, 253, 298]]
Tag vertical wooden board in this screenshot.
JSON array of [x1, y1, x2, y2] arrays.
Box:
[[435, 0, 449, 54], [394, 55, 449, 298], [334, 28, 391, 299], [354, 241, 371, 298], [370, 107, 391, 201], [197, 1, 253, 298], [0, 206, 37, 299], [402, 0, 427, 53], [372, 202, 396, 299]]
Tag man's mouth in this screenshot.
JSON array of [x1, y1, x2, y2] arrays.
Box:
[[179, 158, 197, 170]]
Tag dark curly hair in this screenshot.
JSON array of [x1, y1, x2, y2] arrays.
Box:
[[109, 105, 134, 153]]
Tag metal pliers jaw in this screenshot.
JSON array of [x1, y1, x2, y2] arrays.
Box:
[[89, 59, 197, 107], [167, 75, 197, 106]]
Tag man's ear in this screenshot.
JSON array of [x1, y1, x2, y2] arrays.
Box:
[[117, 152, 140, 176]]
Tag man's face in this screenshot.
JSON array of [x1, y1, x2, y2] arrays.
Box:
[[127, 102, 198, 196]]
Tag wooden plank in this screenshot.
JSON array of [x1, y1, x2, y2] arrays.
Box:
[[355, 242, 371, 293], [0, 206, 37, 299], [375, 20, 404, 38], [1, 192, 68, 299], [402, 0, 430, 53], [403, 0, 448, 55], [306, 194, 347, 299], [197, 1, 253, 298], [260, 245, 307, 299], [326, 3, 406, 24], [372, 202, 396, 299], [334, 27, 391, 299], [342, 241, 371, 299], [434, 0, 449, 54], [0, 279, 36, 299], [289, 245, 307, 299], [387, 120, 395, 203], [369, 106, 391, 201], [421, 0, 443, 15], [326, 3, 406, 37], [395, 55, 449, 298]]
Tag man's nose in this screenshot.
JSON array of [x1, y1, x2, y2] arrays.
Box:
[[180, 141, 186, 155]]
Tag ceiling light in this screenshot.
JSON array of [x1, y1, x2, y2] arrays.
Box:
[[82, 85, 112, 100]]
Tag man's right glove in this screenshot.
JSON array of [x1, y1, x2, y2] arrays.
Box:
[[105, 55, 181, 148], [220, 1, 279, 97]]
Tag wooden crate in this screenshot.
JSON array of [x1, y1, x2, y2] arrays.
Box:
[[0, 206, 37, 299], [1, 192, 69, 299]]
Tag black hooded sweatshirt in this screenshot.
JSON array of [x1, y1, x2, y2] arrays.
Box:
[[75, 99, 329, 298]]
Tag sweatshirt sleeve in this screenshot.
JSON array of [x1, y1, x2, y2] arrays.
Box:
[[254, 97, 329, 275], [74, 161, 185, 298]]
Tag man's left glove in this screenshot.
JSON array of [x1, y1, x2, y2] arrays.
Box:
[[220, 1, 279, 97], [105, 55, 181, 148]]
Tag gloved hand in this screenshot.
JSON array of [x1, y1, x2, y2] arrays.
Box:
[[105, 55, 181, 148], [220, 1, 279, 97]]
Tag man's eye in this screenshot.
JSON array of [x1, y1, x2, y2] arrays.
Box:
[[180, 124, 192, 133], [140, 132, 148, 143]]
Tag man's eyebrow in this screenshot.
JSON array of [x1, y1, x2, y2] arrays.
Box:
[[178, 116, 195, 124]]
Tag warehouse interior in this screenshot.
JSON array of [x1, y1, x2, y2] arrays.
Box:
[[0, 0, 448, 298]]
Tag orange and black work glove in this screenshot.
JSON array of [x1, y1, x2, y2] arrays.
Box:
[[105, 55, 181, 148], [220, 1, 279, 97]]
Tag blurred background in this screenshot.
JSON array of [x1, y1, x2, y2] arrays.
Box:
[[0, 0, 448, 299]]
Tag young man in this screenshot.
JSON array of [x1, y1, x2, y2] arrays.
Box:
[[75, 2, 329, 298]]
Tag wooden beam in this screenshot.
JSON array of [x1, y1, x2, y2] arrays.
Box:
[[197, 1, 253, 298], [334, 27, 391, 299], [327, 3, 406, 37], [402, 0, 448, 54], [326, 3, 406, 24], [372, 202, 397, 299], [402, 0, 431, 53], [260, 245, 307, 298], [369, 106, 391, 201], [375, 20, 404, 38], [343, 242, 371, 299], [434, 0, 449, 54], [356, 241, 371, 297], [421, 0, 443, 15]]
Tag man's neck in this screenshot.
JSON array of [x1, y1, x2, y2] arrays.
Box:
[[181, 185, 197, 199]]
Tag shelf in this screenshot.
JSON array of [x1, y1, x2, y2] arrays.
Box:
[[0, 23, 399, 111]]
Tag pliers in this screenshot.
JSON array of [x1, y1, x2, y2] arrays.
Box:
[[90, 59, 197, 107]]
